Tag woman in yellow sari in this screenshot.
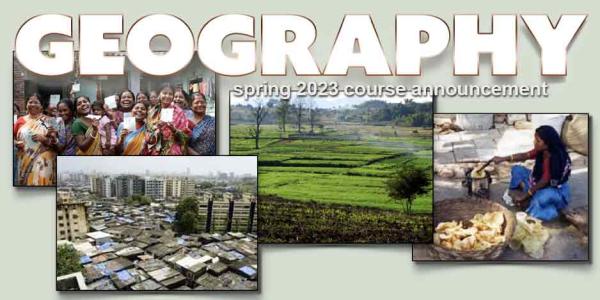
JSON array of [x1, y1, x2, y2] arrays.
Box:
[[13, 93, 58, 186], [116, 102, 150, 155], [72, 96, 102, 155]]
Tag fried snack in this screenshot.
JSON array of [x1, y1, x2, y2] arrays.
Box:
[[470, 168, 487, 179], [434, 211, 506, 251]]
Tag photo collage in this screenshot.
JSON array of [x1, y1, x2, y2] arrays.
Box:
[[12, 59, 590, 291]]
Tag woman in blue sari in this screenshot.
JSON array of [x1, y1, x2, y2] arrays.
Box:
[[187, 93, 216, 155], [492, 125, 572, 221], [115, 102, 150, 155]]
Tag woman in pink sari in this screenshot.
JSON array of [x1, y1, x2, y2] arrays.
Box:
[[146, 84, 191, 155]]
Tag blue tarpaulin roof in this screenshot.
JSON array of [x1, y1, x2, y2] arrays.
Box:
[[239, 266, 256, 276], [229, 250, 245, 260], [98, 242, 113, 250], [116, 270, 131, 281], [80, 256, 92, 264], [95, 262, 113, 276]]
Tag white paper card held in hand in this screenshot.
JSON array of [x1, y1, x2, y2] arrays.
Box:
[[124, 117, 136, 131], [49, 94, 60, 106], [160, 108, 174, 123], [104, 95, 117, 109]]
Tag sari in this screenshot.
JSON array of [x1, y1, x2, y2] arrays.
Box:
[[13, 115, 56, 186], [188, 115, 216, 155], [146, 104, 190, 155], [57, 118, 77, 155], [72, 118, 102, 155], [117, 122, 149, 155]]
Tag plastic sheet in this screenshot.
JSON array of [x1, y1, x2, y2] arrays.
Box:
[[509, 212, 550, 259]]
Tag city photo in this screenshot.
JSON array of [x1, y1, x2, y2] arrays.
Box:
[[413, 114, 589, 261], [56, 156, 258, 291], [230, 92, 434, 244], [13, 52, 217, 187]]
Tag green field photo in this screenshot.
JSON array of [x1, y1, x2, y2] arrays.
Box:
[[230, 94, 434, 243]]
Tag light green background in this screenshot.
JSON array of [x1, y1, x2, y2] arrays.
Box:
[[1, 0, 597, 299]]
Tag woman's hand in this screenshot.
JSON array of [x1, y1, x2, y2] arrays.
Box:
[[91, 119, 99, 133], [32, 134, 48, 144], [120, 128, 130, 139], [491, 156, 506, 164]]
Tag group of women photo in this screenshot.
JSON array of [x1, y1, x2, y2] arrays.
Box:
[[13, 83, 216, 186]]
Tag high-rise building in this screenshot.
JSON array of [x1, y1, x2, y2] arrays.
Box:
[[196, 192, 257, 234], [181, 177, 195, 198], [131, 176, 145, 196], [115, 175, 131, 198], [89, 176, 98, 194], [57, 191, 89, 241], [165, 177, 182, 198], [145, 177, 165, 200], [99, 176, 113, 198]]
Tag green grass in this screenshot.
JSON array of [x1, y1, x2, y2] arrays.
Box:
[[231, 124, 433, 213]]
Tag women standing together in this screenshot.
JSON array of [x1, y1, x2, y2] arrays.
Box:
[[14, 84, 217, 186]]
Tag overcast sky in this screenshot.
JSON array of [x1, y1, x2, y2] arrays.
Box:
[[230, 92, 432, 108], [58, 156, 257, 176]]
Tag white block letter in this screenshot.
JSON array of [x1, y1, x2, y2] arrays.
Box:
[[80, 15, 124, 75], [15, 14, 73, 75], [262, 15, 320, 75], [198, 15, 255, 76], [127, 14, 194, 76], [454, 15, 517, 75], [396, 15, 449, 75], [522, 15, 586, 75], [324, 15, 391, 75]]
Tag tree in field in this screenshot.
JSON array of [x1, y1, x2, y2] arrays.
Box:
[[57, 244, 82, 276], [292, 97, 306, 133], [174, 197, 200, 234], [307, 97, 318, 133], [276, 99, 290, 135], [386, 164, 430, 215], [248, 98, 269, 149]]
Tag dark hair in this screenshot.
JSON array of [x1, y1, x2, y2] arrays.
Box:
[[136, 91, 148, 98], [174, 88, 191, 108], [27, 93, 47, 109], [91, 101, 105, 111], [57, 98, 75, 113], [119, 89, 136, 109], [74, 96, 91, 117], [533, 125, 571, 185], [159, 83, 175, 94], [133, 101, 149, 111], [192, 92, 207, 101], [120, 89, 135, 100]]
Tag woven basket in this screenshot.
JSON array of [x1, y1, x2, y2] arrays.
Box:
[[429, 198, 515, 260]]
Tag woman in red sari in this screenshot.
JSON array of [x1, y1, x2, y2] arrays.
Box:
[[146, 84, 191, 155]]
